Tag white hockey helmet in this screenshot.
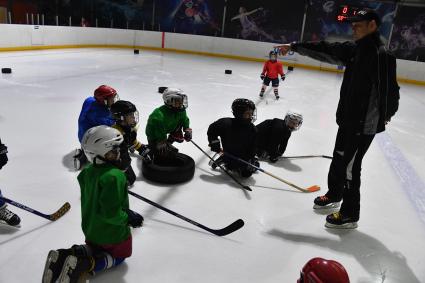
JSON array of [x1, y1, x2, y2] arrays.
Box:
[[284, 110, 303, 131], [162, 88, 188, 110], [81, 125, 124, 163]]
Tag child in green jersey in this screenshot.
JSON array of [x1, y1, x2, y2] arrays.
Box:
[[42, 125, 143, 283]]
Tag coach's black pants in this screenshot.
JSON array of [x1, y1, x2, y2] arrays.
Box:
[[326, 127, 375, 220]]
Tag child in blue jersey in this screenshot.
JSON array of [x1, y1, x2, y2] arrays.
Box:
[[73, 85, 119, 170]]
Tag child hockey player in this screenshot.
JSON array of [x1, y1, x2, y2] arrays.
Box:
[[42, 126, 143, 283], [110, 100, 150, 186], [145, 88, 192, 164], [73, 85, 119, 170], [0, 138, 21, 227], [256, 111, 303, 163], [207, 98, 258, 178], [259, 51, 285, 99]]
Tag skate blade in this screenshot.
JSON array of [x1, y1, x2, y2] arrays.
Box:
[[42, 250, 59, 283], [0, 220, 21, 228], [58, 255, 78, 283], [73, 158, 81, 171], [313, 202, 340, 210], [208, 152, 219, 167], [325, 221, 358, 229]]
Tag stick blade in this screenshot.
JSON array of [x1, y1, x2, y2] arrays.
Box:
[[243, 186, 252, 191], [210, 219, 245, 236], [49, 202, 71, 221], [306, 185, 320, 193]]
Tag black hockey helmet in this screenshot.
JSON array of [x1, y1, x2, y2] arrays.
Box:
[[232, 98, 257, 122], [110, 100, 139, 126]]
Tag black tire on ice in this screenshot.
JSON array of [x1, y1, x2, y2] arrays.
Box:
[[142, 153, 195, 184]]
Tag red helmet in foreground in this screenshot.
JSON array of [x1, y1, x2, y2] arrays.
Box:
[[94, 85, 118, 106], [297, 258, 349, 283]]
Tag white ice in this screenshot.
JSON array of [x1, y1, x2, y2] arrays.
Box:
[[0, 48, 424, 283]]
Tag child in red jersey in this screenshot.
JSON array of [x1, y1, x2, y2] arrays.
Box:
[[259, 51, 285, 100]]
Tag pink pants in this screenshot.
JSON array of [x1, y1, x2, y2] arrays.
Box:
[[86, 235, 132, 258]]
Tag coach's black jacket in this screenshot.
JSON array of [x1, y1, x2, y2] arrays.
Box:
[[291, 31, 400, 134]]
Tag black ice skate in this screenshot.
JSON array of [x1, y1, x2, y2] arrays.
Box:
[[325, 212, 358, 229], [57, 255, 94, 283], [0, 204, 21, 227], [259, 92, 264, 98], [210, 155, 226, 170], [275, 94, 280, 100], [73, 149, 87, 171], [256, 150, 268, 160], [313, 195, 340, 209], [42, 249, 72, 283]]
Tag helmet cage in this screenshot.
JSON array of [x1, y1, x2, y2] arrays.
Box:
[[285, 111, 303, 131], [81, 126, 124, 163], [114, 110, 139, 127], [94, 85, 119, 106], [269, 51, 278, 61], [163, 89, 188, 110], [248, 108, 257, 123], [232, 99, 256, 122], [299, 270, 324, 283]]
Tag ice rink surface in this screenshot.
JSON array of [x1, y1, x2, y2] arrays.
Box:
[[0, 48, 424, 282]]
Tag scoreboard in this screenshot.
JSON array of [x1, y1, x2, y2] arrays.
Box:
[[336, 5, 361, 22]]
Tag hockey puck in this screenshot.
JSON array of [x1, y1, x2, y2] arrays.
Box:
[[225, 70, 232, 74], [288, 66, 294, 71], [1, 68, 12, 74], [158, 86, 168, 93], [134, 49, 139, 54]]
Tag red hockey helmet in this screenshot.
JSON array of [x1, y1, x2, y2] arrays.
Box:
[[297, 258, 350, 283], [94, 85, 118, 106]]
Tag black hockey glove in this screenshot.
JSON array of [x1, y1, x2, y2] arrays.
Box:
[[137, 144, 152, 163], [247, 158, 259, 173], [126, 209, 144, 228], [0, 143, 8, 170], [281, 75, 286, 81], [269, 155, 279, 163], [260, 74, 265, 80], [184, 128, 192, 142], [209, 140, 221, 153]]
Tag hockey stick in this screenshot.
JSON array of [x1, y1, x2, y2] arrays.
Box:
[[190, 140, 252, 191], [128, 191, 244, 236], [223, 152, 320, 193], [282, 155, 332, 159], [0, 196, 70, 221]]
